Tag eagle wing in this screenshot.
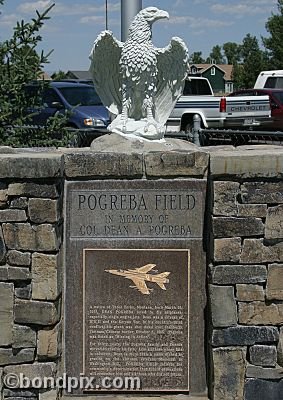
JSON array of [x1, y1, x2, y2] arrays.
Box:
[[89, 31, 123, 115], [155, 37, 189, 125]]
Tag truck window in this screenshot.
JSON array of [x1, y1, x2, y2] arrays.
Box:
[[183, 79, 212, 95], [265, 77, 283, 88]]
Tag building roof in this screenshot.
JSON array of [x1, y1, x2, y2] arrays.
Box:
[[191, 64, 233, 81], [66, 70, 92, 80]]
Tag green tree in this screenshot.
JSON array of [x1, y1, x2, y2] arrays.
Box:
[[0, 2, 70, 146], [51, 70, 68, 80], [232, 62, 244, 90], [237, 34, 268, 88], [189, 51, 205, 64], [263, 0, 283, 69], [223, 42, 241, 64], [206, 45, 225, 64]]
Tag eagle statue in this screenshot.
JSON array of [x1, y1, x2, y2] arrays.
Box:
[[89, 7, 189, 140]]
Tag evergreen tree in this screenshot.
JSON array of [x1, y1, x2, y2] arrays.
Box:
[[223, 42, 241, 64], [263, 0, 283, 69], [237, 34, 268, 88], [189, 51, 205, 64], [206, 45, 225, 64], [0, 2, 70, 146]]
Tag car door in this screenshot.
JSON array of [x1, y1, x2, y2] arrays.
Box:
[[32, 88, 64, 126]]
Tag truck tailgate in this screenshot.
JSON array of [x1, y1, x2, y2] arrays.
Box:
[[225, 96, 270, 117]]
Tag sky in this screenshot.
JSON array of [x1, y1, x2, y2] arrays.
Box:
[[0, 0, 278, 73]]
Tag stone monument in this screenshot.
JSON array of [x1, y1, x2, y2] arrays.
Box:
[[64, 6, 207, 398]]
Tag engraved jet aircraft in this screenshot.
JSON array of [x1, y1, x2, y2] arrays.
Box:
[[105, 264, 170, 295]]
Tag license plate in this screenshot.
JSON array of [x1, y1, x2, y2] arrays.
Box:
[[244, 119, 258, 126]]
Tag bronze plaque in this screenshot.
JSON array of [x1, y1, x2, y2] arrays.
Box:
[[65, 180, 207, 395], [83, 249, 189, 391]]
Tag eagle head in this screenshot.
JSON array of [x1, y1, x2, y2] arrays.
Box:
[[139, 7, 169, 25]]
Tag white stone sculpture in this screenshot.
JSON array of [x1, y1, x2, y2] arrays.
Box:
[[89, 7, 189, 140]]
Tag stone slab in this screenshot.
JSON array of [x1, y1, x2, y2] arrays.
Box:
[[13, 325, 36, 349], [212, 326, 279, 346], [8, 183, 59, 198], [245, 379, 283, 400], [213, 181, 239, 216], [238, 301, 283, 325], [212, 217, 264, 238], [236, 284, 265, 302], [266, 264, 283, 300], [242, 181, 283, 204], [28, 199, 59, 224], [64, 152, 143, 178], [249, 345, 277, 367], [3, 362, 56, 379], [213, 238, 241, 263], [213, 347, 246, 400], [3, 223, 60, 252], [0, 153, 63, 178], [0, 282, 14, 346], [265, 205, 283, 239], [210, 265, 267, 285], [246, 364, 283, 380], [67, 180, 206, 239], [14, 300, 60, 326], [65, 179, 207, 396], [209, 285, 237, 328], [209, 147, 283, 178], [144, 151, 209, 178], [240, 239, 283, 264], [32, 253, 58, 301], [0, 348, 35, 366]]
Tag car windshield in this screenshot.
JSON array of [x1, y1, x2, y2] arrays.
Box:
[[57, 86, 103, 106], [273, 92, 283, 105]]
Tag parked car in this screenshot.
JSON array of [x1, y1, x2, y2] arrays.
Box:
[[25, 81, 110, 146], [228, 89, 283, 131]]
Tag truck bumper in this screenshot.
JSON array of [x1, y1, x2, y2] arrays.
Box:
[[223, 117, 272, 129]]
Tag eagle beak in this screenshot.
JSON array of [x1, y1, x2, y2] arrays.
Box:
[[156, 10, 169, 20]]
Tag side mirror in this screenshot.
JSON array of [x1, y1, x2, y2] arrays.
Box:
[[51, 101, 64, 109]]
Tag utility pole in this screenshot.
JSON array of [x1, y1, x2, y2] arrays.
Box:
[[121, 0, 142, 42], [105, 0, 108, 30]]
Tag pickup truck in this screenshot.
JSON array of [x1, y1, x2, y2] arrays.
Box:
[[254, 70, 283, 89], [165, 77, 271, 139]]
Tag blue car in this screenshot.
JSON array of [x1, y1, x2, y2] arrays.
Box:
[[26, 81, 110, 146]]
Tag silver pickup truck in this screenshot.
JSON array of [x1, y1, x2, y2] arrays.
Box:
[[165, 77, 271, 137]]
